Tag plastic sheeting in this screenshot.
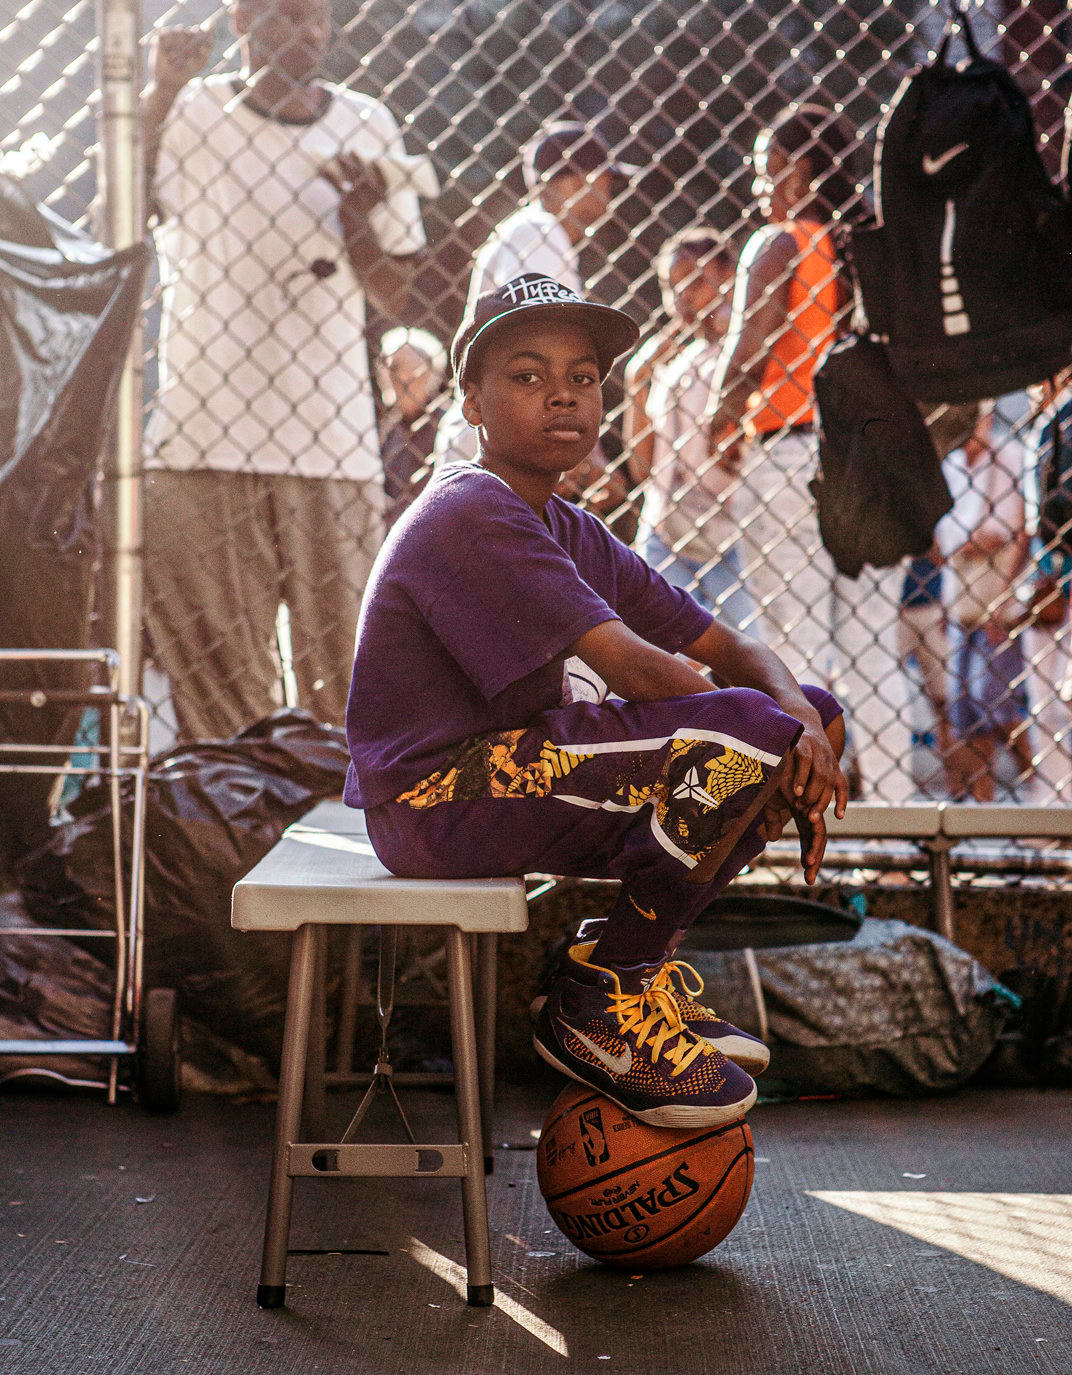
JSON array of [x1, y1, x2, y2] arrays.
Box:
[[17, 709, 350, 1069], [0, 175, 148, 866], [683, 915, 1015, 1097], [0, 891, 114, 1088]]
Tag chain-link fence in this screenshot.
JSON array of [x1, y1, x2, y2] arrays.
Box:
[[4, 0, 1072, 812]]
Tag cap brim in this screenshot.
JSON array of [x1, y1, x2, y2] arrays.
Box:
[[523, 158, 644, 191], [460, 299, 640, 384]]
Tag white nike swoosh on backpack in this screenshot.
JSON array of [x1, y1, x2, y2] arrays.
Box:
[[922, 143, 969, 175], [558, 1019, 633, 1076]]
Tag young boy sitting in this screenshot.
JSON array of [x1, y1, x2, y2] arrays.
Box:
[[344, 274, 847, 1129]]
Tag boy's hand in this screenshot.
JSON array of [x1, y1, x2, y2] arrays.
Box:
[[758, 793, 792, 843], [790, 721, 847, 818], [758, 774, 836, 885], [792, 804, 829, 885], [149, 25, 214, 93], [784, 721, 847, 882]]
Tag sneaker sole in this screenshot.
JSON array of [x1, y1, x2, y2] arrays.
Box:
[[533, 1034, 758, 1129]]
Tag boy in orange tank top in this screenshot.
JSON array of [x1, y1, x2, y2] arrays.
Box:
[[703, 107, 916, 800]]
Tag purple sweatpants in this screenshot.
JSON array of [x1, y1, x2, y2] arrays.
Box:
[[366, 684, 841, 966]]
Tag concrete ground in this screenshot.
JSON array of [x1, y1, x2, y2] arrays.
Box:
[[0, 1077, 1070, 1375]]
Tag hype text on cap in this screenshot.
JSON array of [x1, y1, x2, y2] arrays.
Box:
[[451, 273, 640, 387]]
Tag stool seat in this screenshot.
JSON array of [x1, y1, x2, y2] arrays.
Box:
[[232, 800, 528, 932]]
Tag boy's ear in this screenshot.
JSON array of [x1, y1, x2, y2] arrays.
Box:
[[460, 385, 482, 428]]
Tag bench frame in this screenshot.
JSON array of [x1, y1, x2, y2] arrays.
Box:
[[257, 921, 496, 1307], [817, 803, 1072, 940], [232, 802, 528, 1310]]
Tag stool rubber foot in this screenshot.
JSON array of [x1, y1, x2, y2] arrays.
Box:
[[484, 1155, 494, 1176], [467, 1283, 495, 1308], [257, 1284, 286, 1309]]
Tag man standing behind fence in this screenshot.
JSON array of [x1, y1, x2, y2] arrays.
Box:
[[141, 0, 430, 741]]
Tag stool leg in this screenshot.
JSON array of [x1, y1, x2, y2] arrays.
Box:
[[445, 926, 494, 1307], [473, 933, 498, 1174], [335, 927, 364, 1076], [302, 928, 328, 1142], [257, 922, 319, 1309]]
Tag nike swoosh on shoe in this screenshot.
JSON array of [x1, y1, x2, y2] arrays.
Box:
[[558, 1019, 633, 1076]]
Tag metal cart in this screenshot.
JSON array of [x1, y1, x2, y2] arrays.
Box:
[[0, 648, 181, 1110]]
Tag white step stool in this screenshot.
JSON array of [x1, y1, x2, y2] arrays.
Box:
[[231, 799, 528, 1308]]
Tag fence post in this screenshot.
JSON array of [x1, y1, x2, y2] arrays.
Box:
[[95, 0, 144, 698]]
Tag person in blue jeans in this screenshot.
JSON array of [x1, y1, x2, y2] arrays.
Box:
[[625, 230, 760, 632], [344, 274, 847, 1130]]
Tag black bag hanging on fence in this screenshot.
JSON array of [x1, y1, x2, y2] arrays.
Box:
[[0, 175, 148, 867], [809, 332, 953, 578], [844, 5, 1072, 403]]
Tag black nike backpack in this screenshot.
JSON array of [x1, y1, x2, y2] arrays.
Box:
[[844, 6, 1072, 403], [809, 332, 953, 579]]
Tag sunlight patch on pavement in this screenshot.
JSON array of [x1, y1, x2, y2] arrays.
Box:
[[809, 1192, 1072, 1304], [406, 1237, 569, 1357]]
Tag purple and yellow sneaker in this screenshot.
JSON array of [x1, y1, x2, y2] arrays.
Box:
[[532, 945, 757, 1129], [532, 930, 771, 1075]]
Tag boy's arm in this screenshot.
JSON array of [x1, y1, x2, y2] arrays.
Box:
[[572, 616, 847, 829], [704, 227, 797, 445], [683, 617, 847, 826]]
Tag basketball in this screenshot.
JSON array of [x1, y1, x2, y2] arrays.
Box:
[[536, 1083, 754, 1269]]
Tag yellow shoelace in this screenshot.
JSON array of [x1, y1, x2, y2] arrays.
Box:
[[606, 984, 712, 1077], [652, 958, 717, 1015]]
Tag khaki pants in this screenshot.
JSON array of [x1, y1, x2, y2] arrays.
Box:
[[144, 470, 384, 742]]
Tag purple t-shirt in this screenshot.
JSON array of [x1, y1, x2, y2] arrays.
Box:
[[344, 463, 714, 808]]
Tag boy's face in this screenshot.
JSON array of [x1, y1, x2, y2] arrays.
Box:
[[461, 319, 603, 482], [669, 253, 733, 340]]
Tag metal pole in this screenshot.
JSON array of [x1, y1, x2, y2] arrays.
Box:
[[96, 0, 144, 699]]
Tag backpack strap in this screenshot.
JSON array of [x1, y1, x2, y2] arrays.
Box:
[[937, 2, 984, 68]]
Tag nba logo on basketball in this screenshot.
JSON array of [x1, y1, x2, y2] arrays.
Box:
[[579, 1107, 610, 1166], [538, 1086, 755, 1269]]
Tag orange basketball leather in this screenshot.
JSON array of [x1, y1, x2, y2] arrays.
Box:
[[536, 1083, 755, 1269]]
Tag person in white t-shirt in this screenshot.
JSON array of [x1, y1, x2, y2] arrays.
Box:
[[625, 229, 758, 633], [938, 410, 1034, 799], [141, 0, 431, 741], [432, 121, 627, 513]]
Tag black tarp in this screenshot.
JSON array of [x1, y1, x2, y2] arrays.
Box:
[[683, 915, 1015, 1097], [0, 176, 148, 867], [16, 710, 351, 1068]]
